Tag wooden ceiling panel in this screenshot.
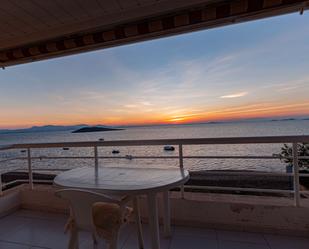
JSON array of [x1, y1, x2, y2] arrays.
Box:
[[0, 4, 40, 34], [118, 0, 140, 10], [75, 0, 106, 18], [0, 0, 46, 32], [0, 11, 21, 36], [32, 0, 75, 24], [0, 0, 214, 49], [9, 0, 60, 27], [98, 1, 123, 14], [0, 30, 14, 41], [0, 0, 307, 67], [137, 0, 159, 4], [55, 0, 91, 21]]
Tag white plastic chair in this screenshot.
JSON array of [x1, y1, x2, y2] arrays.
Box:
[[55, 189, 144, 249]]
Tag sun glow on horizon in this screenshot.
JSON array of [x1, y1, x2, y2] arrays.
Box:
[[1, 13, 309, 129], [4, 100, 309, 129]]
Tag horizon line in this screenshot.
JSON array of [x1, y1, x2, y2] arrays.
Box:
[[1, 115, 309, 131]]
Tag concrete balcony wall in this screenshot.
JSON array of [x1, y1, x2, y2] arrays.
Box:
[[155, 192, 309, 237], [1, 184, 308, 237]]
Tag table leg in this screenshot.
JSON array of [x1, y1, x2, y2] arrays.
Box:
[[133, 197, 144, 249], [147, 193, 160, 249], [163, 191, 171, 237]]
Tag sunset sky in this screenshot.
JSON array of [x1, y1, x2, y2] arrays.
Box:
[[1, 12, 309, 129]]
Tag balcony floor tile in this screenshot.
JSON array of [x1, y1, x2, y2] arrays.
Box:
[[170, 234, 218, 249], [263, 234, 309, 249], [0, 241, 30, 249], [216, 230, 267, 244], [0, 210, 308, 249], [218, 241, 269, 249]]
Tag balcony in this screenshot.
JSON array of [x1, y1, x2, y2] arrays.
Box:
[[0, 208, 309, 249], [0, 136, 309, 248]]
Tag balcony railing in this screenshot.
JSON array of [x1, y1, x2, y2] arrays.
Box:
[[0, 135, 309, 207]]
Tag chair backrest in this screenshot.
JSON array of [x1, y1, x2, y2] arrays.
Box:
[[55, 189, 121, 231]]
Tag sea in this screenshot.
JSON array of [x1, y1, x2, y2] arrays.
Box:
[[0, 120, 308, 174]]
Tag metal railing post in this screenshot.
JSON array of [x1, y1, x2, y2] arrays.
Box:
[[292, 142, 300, 207], [179, 144, 185, 199], [27, 148, 34, 190], [0, 173, 3, 196], [94, 145, 99, 177]]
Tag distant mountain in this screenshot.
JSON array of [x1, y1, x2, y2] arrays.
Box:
[[1, 117, 308, 134], [0, 124, 88, 134], [271, 118, 296, 122]]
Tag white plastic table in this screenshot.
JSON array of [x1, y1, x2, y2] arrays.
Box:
[[54, 166, 189, 249]]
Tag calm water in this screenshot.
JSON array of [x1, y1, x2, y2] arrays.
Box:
[[0, 120, 308, 173]]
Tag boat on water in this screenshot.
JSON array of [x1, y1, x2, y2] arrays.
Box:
[[164, 145, 175, 151]]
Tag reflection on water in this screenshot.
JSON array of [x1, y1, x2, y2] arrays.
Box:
[[0, 120, 308, 173]]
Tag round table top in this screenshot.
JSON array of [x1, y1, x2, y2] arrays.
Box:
[[54, 166, 189, 195]]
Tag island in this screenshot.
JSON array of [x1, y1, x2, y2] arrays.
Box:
[[72, 126, 123, 133]]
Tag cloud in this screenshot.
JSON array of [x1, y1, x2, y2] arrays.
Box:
[[123, 102, 153, 109], [140, 101, 152, 106], [278, 86, 299, 92], [207, 102, 309, 116], [220, 91, 248, 99], [124, 104, 137, 108], [170, 112, 203, 118]]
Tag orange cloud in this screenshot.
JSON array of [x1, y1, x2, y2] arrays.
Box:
[[1, 100, 309, 129]]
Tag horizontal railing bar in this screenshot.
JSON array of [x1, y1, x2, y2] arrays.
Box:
[[4, 167, 298, 178], [3, 179, 54, 186], [10, 156, 179, 160], [299, 173, 309, 177], [26, 179, 53, 183], [11, 168, 308, 177], [191, 171, 293, 176], [0, 180, 294, 194], [15, 156, 94, 160], [12, 168, 71, 172], [0, 158, 20, 163], [1, 181, 16, 187], [184, 156, 291, 159], [21, 168, 301, 176], [0, 145, 13, 150], [197, 170, 309, 177], [275, 156, 309, 159], [185, 185, 294, 194], [1, 160, 307, 177], [29, 168, 71, 171], [10, 168, 296, 177], [2, 180, 297, 194], [1, 135, 309, 150], [0, 175, 301, 194], [1, 179, 31, 187], [4, 155, 309, 160], [30, 168, 294, 176]]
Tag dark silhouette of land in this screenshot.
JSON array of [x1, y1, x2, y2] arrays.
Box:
[[72, 126, 123, 133]]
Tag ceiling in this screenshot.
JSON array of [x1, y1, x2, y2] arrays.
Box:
[[0, 0, 308, 66], [0, 0, 217, 50]]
